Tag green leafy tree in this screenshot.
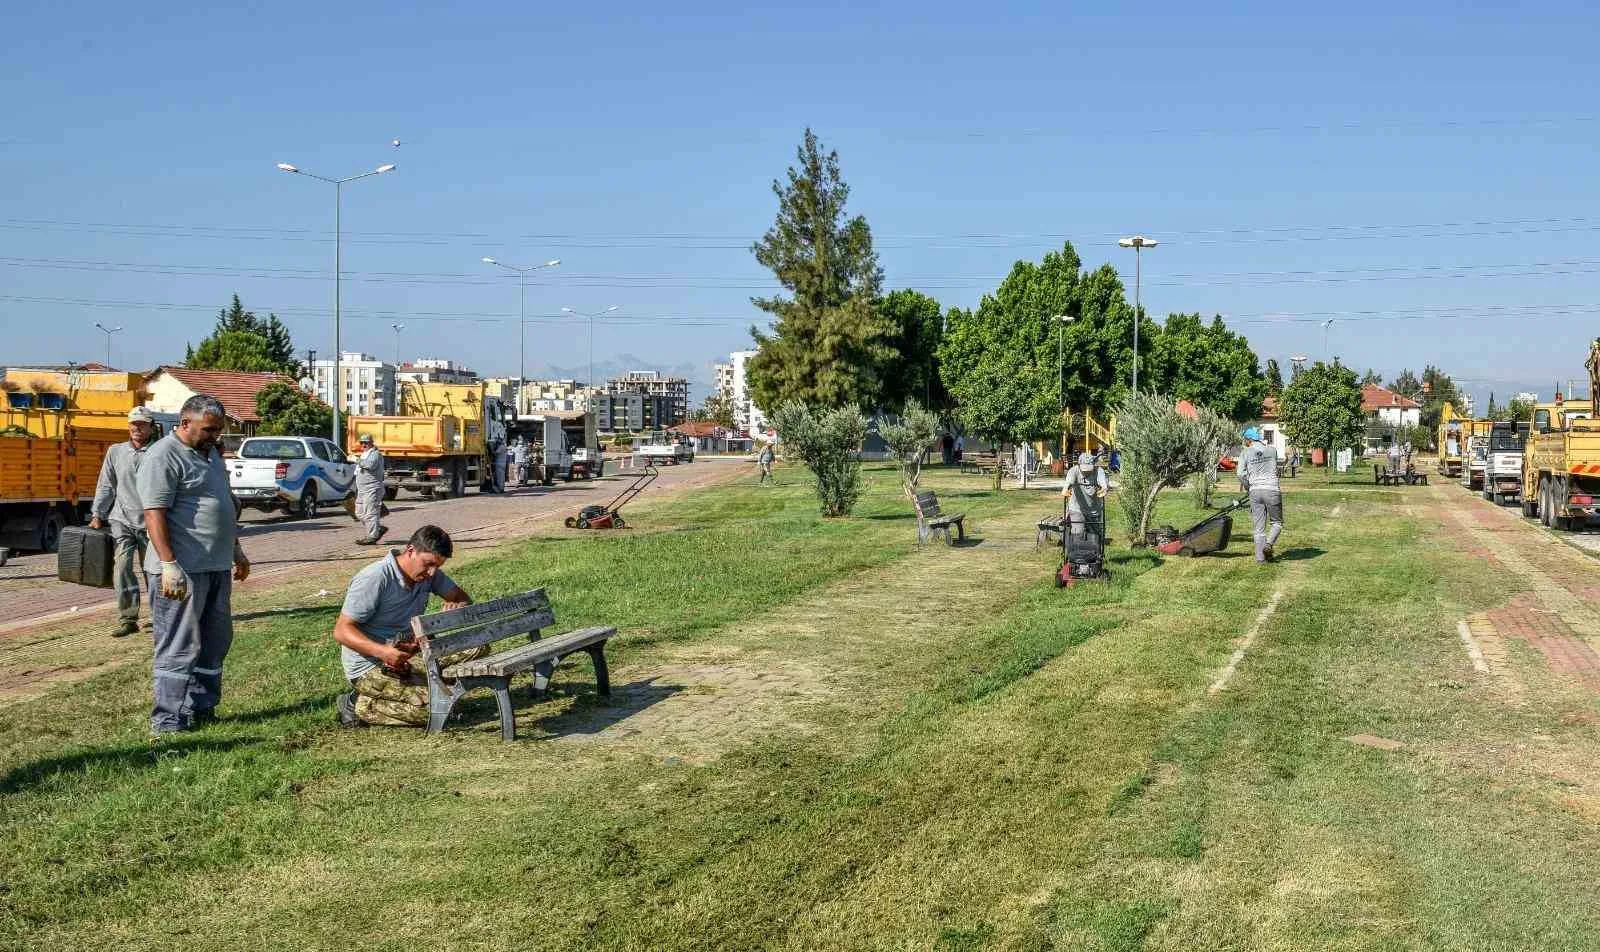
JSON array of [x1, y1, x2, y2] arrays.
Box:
[[186, 295, 301, 375], [938, 244, 1140, 487], [1146, 313, 1269, 421], [877, 289, 948, 412], [1506, 396, 1535, 422], [1264, 358, 1284, 396], [186, 329, 278, 373], [1388, 368, 1422, 396], [1278, 361, 1365, 463], [693, 393, 737, 428], [877, 400, 940, 496], [770, 401, 869, 516], [1114, 392, 1228, 543], [1360, 368, 1383, 387], [1416, 365, 1462, 446], [748, 130, 892, 411], [256, 381, 332, 437]]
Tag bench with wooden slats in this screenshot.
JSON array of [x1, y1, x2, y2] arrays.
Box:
[[1036, 513, 1065, 549], [410, 587, 614, 741], [913, 490, 967, 545]]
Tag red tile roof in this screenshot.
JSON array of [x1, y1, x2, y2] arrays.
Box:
[[152, 367, 293, 424], [669, 421, 727, 438], [1361, 384, 1421, 412]]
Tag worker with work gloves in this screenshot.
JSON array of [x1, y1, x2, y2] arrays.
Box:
[[1237, 427, 1283, 564], [1062, 451, 1109, 539]]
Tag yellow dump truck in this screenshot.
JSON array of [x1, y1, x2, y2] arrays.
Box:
[[345, 381, 511, 500], [1521, 342, 1600, 530], [1, 369, 145, 552]]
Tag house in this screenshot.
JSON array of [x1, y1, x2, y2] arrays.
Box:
[[143, 366, 294, 436], [667, 420, 753, 456], [1362, 384, 1422, 428], [1249, 396, 1292, 458]]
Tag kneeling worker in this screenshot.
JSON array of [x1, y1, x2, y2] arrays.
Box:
[[333, 525, 474, 727]]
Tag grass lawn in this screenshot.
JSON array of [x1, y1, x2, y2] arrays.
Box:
[[2, 463, 1599, 950]]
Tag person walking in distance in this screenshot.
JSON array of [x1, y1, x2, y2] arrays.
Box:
[[758, 443, 775, 484], [1237, 426, 1283, 564], [137, 395, 250, 734], [90, 406, 158, 637], [354, 433, 387, 546]]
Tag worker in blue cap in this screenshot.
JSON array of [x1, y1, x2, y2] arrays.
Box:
[[1237, 426, 1282, 563]]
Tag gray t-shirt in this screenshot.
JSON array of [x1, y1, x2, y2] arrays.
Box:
[[1238, 443, 1281, 493], [92, 441, 150, 537], [137, 433, 236, 574], [339, 551, 458, 680], [1063, 465, 1108, 515]]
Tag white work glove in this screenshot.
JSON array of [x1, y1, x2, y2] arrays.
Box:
[[159, 561, 189, 601]]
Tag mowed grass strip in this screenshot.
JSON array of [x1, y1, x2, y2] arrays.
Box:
[[4, 469, 1600, 950]]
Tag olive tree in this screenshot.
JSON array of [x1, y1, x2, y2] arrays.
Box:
[[1114, 392, 1227, 543], [877, 400, 940, 497], [771, 401, 869, 517]]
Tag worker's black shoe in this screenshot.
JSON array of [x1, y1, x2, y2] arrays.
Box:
[[110, 620, 138, 638], [190, 707, 218, 728], [1264, 545, 1276, 562], [373, 525, 389, 544], [355, 536, 376, 546], [336, 692, 364, 729]]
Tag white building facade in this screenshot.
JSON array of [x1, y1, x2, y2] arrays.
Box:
[[729, 350, 767, 436], [312, 352, 395, 417]]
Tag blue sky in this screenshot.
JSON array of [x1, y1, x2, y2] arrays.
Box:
[[4, 1, 1599, 407]]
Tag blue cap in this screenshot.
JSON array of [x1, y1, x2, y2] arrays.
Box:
[[1242, 426, 1263, 442]]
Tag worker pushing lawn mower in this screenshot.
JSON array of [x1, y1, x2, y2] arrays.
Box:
[[1147, 428, 1282, 562], [1056, 452, 1111, 587], [565, 465, 658, 530]]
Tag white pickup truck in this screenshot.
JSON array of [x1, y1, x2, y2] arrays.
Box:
[[639, 441, 695, 465], [229, 436, 356, 519]]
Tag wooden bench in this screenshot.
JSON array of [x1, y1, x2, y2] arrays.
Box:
[[959, 452, 1001, 475], [1373, 464, 1428, 486], [411, 587, 615, 741], [913, 490, 967, 545], [1036, 514, 1065, 549]]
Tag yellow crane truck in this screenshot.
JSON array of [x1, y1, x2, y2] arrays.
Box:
[[345, 381, 511, 500], [1521, 342, 1600, 529], [1, 369, 145, 552], [1435, 402, 1466, 478]]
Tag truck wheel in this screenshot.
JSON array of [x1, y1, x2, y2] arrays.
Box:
[[295, 484, 318, 520], [1553, 477, 1571, 531], [543, 469, 554, 487], [1522, 485, 1538, 518], [383, 487, 399, 502], [1539, 479, 1553, 527], [39, 509, 64, 554], [451, 465, 466, 499]]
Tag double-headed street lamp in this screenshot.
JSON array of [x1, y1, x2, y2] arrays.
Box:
[[560, 305, 620, 407], [483, 257, 561, 411], [1321, 319, 1336, 361], [93, 322, 123, 368], [390, 323, 405, 368], [1117, 235, 1158, 394], [276, 160, 397, 444]]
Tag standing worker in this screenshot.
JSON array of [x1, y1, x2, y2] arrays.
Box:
[[1062, 452, 1109, 538], [511, 438, 529, 487], [1237, 426, 1283, 564], [758, 442, 775, 484], [354, 433, 387, 545], [137, 395, 250, 734], [90, 406, 158, 637]]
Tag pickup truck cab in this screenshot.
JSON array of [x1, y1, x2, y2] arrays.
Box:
[[230, 436, 356, 519], [1484, 422, 1528, 505]]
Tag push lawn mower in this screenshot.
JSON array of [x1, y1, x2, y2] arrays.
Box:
[[565, 466, 657, 530], [1146, 497, 1250, 557], [1054, 482, 1110, 588]]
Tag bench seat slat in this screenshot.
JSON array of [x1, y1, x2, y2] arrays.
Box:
[[444, 626, 616, 678]]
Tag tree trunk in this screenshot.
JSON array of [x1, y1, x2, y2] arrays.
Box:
[[1137, 480, 1168, 542]]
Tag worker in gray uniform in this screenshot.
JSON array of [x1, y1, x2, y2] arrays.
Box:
[[90, 406, 158, 637], [1062, 451, 1109, 539], [354, 433, 387, 545], [1237, 426, 1283, 564], [138, 395, 250, 734]]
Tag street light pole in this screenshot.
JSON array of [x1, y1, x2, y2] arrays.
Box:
[[1118, 236, 1158, 394], [483, 257, 560, 412], [1055, 314, 1073, 461], [277, 160, 396, 444], [93, 322, 123, 368], [561, 305, 621, 408], [1322, 319, 1336, 361], [391, 323, 405, 368]]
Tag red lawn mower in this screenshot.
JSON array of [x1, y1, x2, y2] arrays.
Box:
[[564, 466, 658, 530]]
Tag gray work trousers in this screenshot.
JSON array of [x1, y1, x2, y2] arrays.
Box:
[[147, 569, 234, 733], [355, 487, 383, 540], [1249, 488, 1284, 562], [112, 527, 147, 624]]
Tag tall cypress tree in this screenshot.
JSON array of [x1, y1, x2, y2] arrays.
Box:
[[747, 129, 892, 410]]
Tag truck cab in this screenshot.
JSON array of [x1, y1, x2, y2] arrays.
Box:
[[1483, 422, 1528, 505]]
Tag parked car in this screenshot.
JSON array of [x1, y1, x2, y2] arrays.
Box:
[[229, 435, 356, 519]]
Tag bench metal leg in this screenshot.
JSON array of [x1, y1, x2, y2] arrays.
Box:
[[490, 681, 516, 741], [954, 520, 966, 543], [426, 682, 466, 735], [585, 643, 611, 696]]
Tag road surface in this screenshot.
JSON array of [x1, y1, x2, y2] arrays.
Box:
[[0, 456, 743, 639]]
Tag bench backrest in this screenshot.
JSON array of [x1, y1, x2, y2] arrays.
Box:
[[412, 587, 555, 657], [914, 491, 941, 519]]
